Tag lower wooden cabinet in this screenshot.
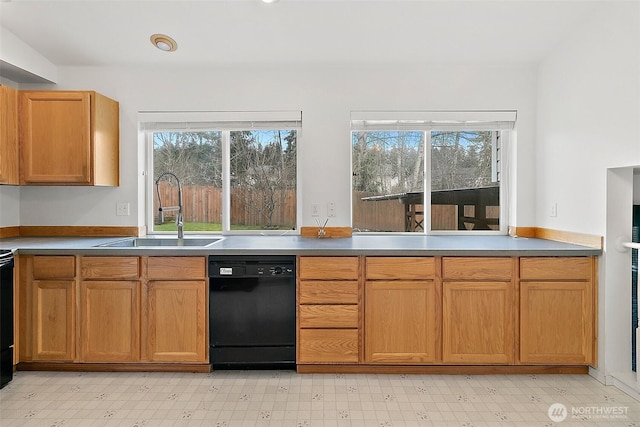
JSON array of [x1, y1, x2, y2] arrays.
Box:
[[22, 255, 208, 367], [520, 281, 593, 364], [365, 280, 437, 363], [442, 281, 514, 364], [146, 280, 207, 362], [298, 329, 358, 363], [80, 280, 140, 362], [297, 256, 360, 364], [32, 280, 76, 361], [30, 255, 77, 362], [519, 257, 594, 365]]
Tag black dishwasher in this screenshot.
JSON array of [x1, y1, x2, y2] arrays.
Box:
[[209, 255, 295, 369]]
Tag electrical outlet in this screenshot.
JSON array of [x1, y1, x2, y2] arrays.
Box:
[[327, 202, 336, 217], [550, 202, 557, 217], [312, 203, 320, 217], [116, 202, 130, 216]]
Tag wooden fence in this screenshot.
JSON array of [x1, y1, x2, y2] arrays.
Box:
[[352, 191, 459, 232], [156, 183, 494, 231], [155, 182, 296, 228]]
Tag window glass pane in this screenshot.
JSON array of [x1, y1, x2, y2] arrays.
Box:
[[430, 131, 500, 231], [230, 130, 297, 230], [152, 131, 222, 232], [352, 131, 425, 232]]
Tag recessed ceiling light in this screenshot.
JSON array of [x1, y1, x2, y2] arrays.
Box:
[[150, 34, 177, 52], [261, 0, 279, 3]]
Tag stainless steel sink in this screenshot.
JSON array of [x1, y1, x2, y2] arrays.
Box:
[[97, 237, 223, 247]]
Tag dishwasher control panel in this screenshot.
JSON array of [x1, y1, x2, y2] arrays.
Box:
[[209, 256, 295, 278]]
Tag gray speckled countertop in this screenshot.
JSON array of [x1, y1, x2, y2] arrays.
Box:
[[0, 234, 601, 256]]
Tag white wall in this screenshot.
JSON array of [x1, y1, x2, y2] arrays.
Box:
[[536, 1, 640, 390], [536, 2, 640, 236], [0, 185, 20, 228], [0, 26, 57, 83], [17, 63, 538, 230]]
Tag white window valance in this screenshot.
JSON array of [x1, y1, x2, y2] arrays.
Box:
[[139, 110, 302, 131], [350, 110, 516, 131]]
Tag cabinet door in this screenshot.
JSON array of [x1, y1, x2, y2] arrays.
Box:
[[32, 280, 76, 361], [146, 280, 207, 362], [20, 91, 92, 184], [520, 281, 592, 364], [0, 85, 19, 185], [80, 281, 140, 362], [365, 281, 438, 363], [442, 281, 514, 364]]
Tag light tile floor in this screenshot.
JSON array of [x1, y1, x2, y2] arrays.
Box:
[[1, 370, 640, 426]]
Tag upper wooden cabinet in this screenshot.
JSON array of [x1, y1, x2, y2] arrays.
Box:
[[0, 85, 19, 185], [19, 90, 119, 186]]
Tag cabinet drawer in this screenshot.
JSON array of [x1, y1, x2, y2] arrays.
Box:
[[298, 329, 358, 363], [443, 257, 512, 280], [299, 257, 359, 280], [366, 257, 435, 280], [299, 281, 358, 304], [147, 257, 206, 280], [81, 257, 140, 279], [520, 257, 592, 280], [33, 256, 76, 279], [299, 305, 358, 328]]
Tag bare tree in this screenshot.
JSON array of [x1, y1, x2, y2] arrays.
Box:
[[231, 130, 297, 229]]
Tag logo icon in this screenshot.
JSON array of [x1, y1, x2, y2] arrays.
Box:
[[548, 403, 568, 422]]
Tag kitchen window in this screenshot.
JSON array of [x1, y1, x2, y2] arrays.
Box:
[[141, 111, 301, 234], [351, 111, 515, 234]]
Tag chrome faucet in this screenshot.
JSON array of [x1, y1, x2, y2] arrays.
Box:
[[155, 172, 184, 239]]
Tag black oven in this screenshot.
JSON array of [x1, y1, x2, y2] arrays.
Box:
[[0, 250, 15, 389], [208, 255, 296, 369]]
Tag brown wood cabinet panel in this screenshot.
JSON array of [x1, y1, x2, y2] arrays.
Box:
[[442, 257, 513, 280], [0, 85, 19, 185], [32, 256, 76, 279], [299, 281, 358, 304], [20, 91, 92, 184], [299, 305, 358, 328], [19, 90, 119, 186], [365, 280, 438, 364], [80, 280, 140, 362], [81, 256, 140, 280], [32, 280, 76, 361], [520, 257, 592, 281], [147, 257, 206, 280], [298, 257, 359, 280], [146, 280, 207, 363], [366, 257, 435, 280], [442, 281, 514, 364], [298, 329, 358, 363], [520, 281, 592, 364]]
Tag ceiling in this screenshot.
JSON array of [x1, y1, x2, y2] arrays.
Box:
[[0, 0, 605, 68]]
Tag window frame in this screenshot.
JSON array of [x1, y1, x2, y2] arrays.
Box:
[[142, 112, 302, 236], [350, 111, 514, 235]]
